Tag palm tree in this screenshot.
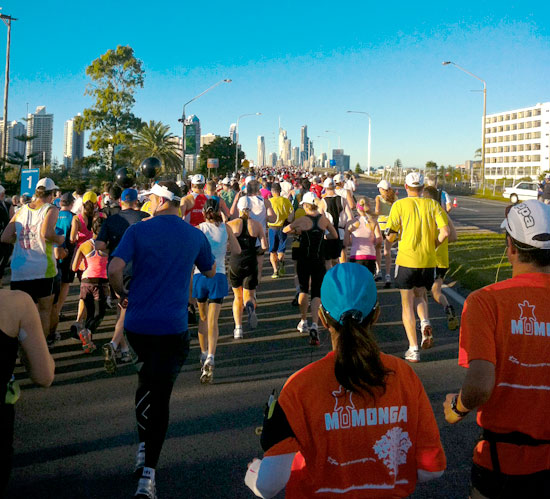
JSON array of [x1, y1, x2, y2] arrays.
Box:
[[132, 120, 181, 173]]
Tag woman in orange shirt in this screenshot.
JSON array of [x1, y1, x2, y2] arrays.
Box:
[[246, 263, 446, 498]]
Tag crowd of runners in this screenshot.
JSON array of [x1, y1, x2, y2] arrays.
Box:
[[1, 165, 549, 498]]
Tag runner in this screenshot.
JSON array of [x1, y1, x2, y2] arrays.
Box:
[[96, 188, 149, 373], [385, 172, 449, 363], [334, 172, 356, 210], [1, 178, 64, 339], [423, 186, 459, 331], [444, 200, 550, 498], [283, 192, 337, 345], [425, 174, 452, 212], [227, 196, 268, 339], [204, 180, 230, 220], [344, 197, 381, 275], [220, 177, 236, 210], [375, 180, 397, 286], [0, 289, 55, 495], [193, 198, 241, 382], [267, 183, 294, 279], [246, 263, 446, 498], [108, 181, 215, 499], [181, 174, 208, 226]]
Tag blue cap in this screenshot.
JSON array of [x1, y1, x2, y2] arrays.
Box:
[[320, 263, 378, 325], [121, 188, 138, 202]]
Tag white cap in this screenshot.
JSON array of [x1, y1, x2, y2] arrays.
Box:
[[142, 183, 182, 202], [176, 180, 185, 188], [222, 177, 231, 185], [245, 175, 255, 186], [333, 173, 344, 184], [36, 178, 59, 191], [377, 180, 391, 190], [405, 172, 424, 188], [191, 174, 205, 185], [237, 196, 252, 211], [323, 178, 335, 188], [300, 192, 318, 205], [500, 200, 550, 249]]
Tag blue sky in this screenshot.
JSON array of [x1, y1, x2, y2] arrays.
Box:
[[3, 1, 550, 169]]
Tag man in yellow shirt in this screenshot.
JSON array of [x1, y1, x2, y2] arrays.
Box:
[[386, 172, 450, 362], [268, 183, 294, 278]]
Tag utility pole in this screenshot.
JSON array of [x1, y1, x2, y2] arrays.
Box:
[[0, 11, 17, 169]]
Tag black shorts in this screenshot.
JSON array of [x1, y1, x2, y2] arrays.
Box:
[[80, 281, 110, 301], [11, 277, 55, 303], [349, 258, 377, 275], [471, 463, 550, 499], [435, 267, 448, 280], [52, 272, 61, 304], [296, 258, 326, 299], [228, 260, 259, 290], [394, 266, 435, 290], [324, 238, 342, 261], [58, 257, 76, 284]]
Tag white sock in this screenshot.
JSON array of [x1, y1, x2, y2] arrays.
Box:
[[206, 354, 215, 364], [421, 319, 431, 330], [142, 466, 155, 481], [111, 340, 119, 349]]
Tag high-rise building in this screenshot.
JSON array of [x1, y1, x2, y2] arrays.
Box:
[[200, 133, 218, 148], [229, 123, 237, 143], [332, 149, 350, 172], [268, 152, 277, 167], [292, 146, 300, 166], [184, 115, 201, 171], [0, 120, 26, 158], [257, 135, 265, 167], [278, 128, 287, 159], [283, 138, 292, 166], [300, 125, 309, 165], [26, 106, 53, 166], [63, 114, 85, 168], [484, 102, 550, 180]]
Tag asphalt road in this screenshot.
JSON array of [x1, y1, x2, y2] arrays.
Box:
[[6, 186, 499, 499]]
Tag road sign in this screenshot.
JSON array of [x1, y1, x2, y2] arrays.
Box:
[[242, 159, 250, 169], [207, 158, 219, 169], [20, 168, 40, 197]]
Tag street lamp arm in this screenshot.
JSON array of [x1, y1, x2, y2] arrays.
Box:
[[182, 79, 232, 113], [443, 62, 486, 88]]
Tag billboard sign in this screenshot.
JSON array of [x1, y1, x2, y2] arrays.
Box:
[[185, 124, 196, 154], [207, 158, 219, 169]]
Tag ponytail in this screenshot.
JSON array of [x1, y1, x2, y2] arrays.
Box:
[[325, 307, 393, 398]]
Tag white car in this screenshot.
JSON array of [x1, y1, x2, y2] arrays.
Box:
[[503, 181, 540, 204]]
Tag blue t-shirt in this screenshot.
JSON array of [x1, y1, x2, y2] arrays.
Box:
[[55, 210, 75, 255], [113, 215, 214, 335]]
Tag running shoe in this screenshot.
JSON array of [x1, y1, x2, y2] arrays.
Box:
[[106, 296, 115, 309], [199, 351, 207, 367], [421, 324, 434, 350], [46, 331, 61, 347], [404, 347, 420, 363], [446, 305, 459, 331], [102, 342, 117, 374], [384, 274, 392, 288], [70, 322, 84, 341], [246, 301, 258, 329], [118, 351, 133, 364], [134, 444, 145, 477], [200, 360, 215, 384], [309, 323, 320, 346], [271, 270, 279, 279], [374, 272, 382, 282], [135, 477, 156, 499], [233, 326, 243, 339], [291, 292, 299, 306], [79, 329, 96, 354], [188, 303, 197, 326], [278, 260, 286, 276], [297, 319, 309, 334]]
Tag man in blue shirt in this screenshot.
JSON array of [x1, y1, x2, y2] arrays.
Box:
[[109, 180, 215, 499]]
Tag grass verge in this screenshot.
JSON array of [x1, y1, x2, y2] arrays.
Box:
[[472, 192, 508, 202], [448, 233, 512, 292]]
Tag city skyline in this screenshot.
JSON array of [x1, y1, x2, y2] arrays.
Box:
[[1, 2, 549, 171]]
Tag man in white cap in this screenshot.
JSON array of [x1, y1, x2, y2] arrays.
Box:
[[444, 200, 550, 498], [109, 180, 215, 499], [1, 178, 65, 338], [333, 173, 355, 210], [220, 176, 235, 209], [385, 172, 450, 363]]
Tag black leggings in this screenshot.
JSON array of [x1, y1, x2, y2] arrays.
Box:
[[125, 331, 190, 469], [0, 403, 14, 496]]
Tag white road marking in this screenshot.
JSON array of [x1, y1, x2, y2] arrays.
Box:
[[458, 207, 478, 212]]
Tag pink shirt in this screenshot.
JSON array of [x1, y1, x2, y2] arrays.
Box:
[[349, 216, 377, 260]]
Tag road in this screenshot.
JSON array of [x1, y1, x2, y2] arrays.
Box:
[[6, 186, 505, 499]]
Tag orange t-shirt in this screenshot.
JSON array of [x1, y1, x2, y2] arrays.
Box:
[[264, 351, 446, 498], [458, 272, 550, 475]]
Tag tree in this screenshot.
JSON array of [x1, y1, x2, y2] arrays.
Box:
[[474, 148, 482, 159], [131, 120, 182, 173], [76, 45, 145, 169], [354, 162, 363, 174], [199, 137, 244, 176]]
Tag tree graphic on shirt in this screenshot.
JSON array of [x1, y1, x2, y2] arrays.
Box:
[[373, 427, 412, 476]]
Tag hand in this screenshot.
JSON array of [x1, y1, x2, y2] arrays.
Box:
[[116, 290, 129, 309], [443, 393, 464, 424]]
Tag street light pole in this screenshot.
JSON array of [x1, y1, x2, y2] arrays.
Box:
[[0, 12, 17, 168], [179, 78, 231, 178], [234, 112, 261, 174], [442, 61, 486, 189], [347, 110, 371, 173]]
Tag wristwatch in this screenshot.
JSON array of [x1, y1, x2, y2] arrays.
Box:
[[451, 394, 470, 418]]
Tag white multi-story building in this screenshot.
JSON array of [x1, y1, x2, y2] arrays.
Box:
[[229, 123, 237, 143], [292, 146, 299, 166], [200, 133, 218, 148], [0, 120, 26, 158], [26, 106, 54, 166], [257, 135, 265, 167], [268, 152, 277, 167], [484, 102, 550, 180], [63, 114, 85, 168]]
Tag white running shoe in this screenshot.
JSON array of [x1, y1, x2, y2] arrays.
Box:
[[297, 320, 309, 333], [384, 274, 392, 288], [200, 359, 215, 384], [134, 444, 145, 477], [404, 347, 420, 363], [233, 327, 243, 339], [135, 477, 156, 499], [421, 324, 434, 350]]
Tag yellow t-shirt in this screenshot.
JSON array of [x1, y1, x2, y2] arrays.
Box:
[[386, 197, 448, 268], [435, 211, 449, 269], [268, 196, 294, 228], [141, 200, 182, 218]]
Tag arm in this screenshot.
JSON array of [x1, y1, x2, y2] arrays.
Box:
[[343, 220, 356, 247], [226, 224, 241, 255], [436, 225, 450, 247], [219, 199, 231, 219], [375, 196, 381, 216], [70, 216, 79, 244], [42, 206, 64, 245], [245, 454, 295, 498], [323, 215, 339, 240], [258, 223, 268, 251], [108, 256, 129, 305], [372, 219, 383, 246], [447, 216, 458, 243], [265, 198, 276, 224], [0, 216, 16, 244], [229, 191, 242, 218], [71, 244, 86, 272], [17, 292, 55, 387], [346, 189, 355, 210]]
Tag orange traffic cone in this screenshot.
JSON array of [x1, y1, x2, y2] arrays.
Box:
[[453, 197, 458, 208]]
